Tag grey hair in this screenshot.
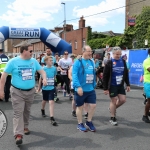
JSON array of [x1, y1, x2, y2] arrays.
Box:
[[112, 47, 121, 53], [82, 45, 91, 52]]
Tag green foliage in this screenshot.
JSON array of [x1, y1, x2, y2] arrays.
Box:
[[119, 6, 150, 48]]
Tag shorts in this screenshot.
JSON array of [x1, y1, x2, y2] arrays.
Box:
[[42, 89, 55, 101], [144, 83, 150, 98], [74, 90, 96, 107], [109, 85, 126, 97]]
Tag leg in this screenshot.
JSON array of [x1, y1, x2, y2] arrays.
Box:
[[145, 98, 150, 116], [116, 94, 126, 109], [76, 105, 84, 124], [87, 104, 96, 122], [42, 100, 47, 110], [11, 87, 25, 137], [23, 92, 34, 129], [49, 100, 54, 117], [62, 75, 70, 94], [110, 97, 118, 117]]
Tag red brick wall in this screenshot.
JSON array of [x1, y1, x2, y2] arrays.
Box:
[[61, 27, 88, 54]]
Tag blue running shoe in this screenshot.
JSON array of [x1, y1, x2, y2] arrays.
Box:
[[77, 123, 87, 132], [85, 121, 96, 132]]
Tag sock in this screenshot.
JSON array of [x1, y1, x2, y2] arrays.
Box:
[[50, 117, 55, 121]]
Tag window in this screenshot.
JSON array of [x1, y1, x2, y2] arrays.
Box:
[[69, 41, 72, 45], [75, 41, 77, 50], [82, 39, 85, 47]]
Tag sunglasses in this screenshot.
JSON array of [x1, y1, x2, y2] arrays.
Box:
[[64, 53, 68, 55], [29, 50, 33, 53]]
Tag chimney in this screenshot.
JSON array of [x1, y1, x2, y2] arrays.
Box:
[[64, 24, 73, 32], [79, 16, 85, 29]]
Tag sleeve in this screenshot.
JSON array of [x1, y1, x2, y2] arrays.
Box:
[[35, 60, 42, 71], [4, 59, 14, 74], [103, 61, 111, 90], [72, 60, 81, 88]]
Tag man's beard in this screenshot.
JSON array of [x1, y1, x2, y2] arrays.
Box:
[[47, 54, 51, 56]]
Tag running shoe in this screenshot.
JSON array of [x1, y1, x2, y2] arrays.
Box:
[[142, 115, 150, 123], [109, 117, 118, 126], [77, 123, 87, 132], [85, 121, 96, 132], [72, 111, 77, 117]]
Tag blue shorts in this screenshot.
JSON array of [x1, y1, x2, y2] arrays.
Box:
[[74, 90, 96, 107], [42, 89, 55, 101], [144, 83, 150, 98]]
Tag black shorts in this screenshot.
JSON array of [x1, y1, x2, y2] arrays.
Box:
[[109, 85, 126, 97], [42, 89, 55, 101]]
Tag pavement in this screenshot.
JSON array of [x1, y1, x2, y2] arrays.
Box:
[[0, 87, 150, 150]]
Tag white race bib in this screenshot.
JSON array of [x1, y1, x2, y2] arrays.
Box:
[[21, 69, 33, 81], [116, 75, 123, 85], [86, 74, 94, 83], [47, 78, 54, 85], [61, 70, 67, 75]]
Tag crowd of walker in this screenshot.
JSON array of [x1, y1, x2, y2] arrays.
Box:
[[0, 44, 150, 146]]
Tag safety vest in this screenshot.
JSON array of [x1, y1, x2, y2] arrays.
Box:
[[0, 54, 9, 73]]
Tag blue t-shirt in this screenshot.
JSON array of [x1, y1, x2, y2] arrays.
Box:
[[75, 59, 95, 92], [41, 56, 56, 65], [42, 66, 57, 90], [111, 58, 124, 86], [4, 56, 42, 89]]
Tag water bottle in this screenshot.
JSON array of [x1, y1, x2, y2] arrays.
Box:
[[63, 90, 66, 97]]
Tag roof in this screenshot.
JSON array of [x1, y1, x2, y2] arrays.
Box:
[[14, 39, 41, 48]]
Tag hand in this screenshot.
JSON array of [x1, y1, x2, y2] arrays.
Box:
[[0, 91, 5, 99], [104, 90, 109, 95], [126, 86, 130, 92], [42, 79, 47, 86], [77, 87, 83, 96]]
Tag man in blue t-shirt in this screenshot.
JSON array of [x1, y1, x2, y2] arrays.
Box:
[[73, 45, 96, 132], [0, 45, 47, 145], [41, 47, 56, 66], [103, 47, 130, 126]]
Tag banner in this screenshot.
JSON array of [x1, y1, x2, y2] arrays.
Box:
[[128, 50, 148, 86], [9, 27, 40, 38]]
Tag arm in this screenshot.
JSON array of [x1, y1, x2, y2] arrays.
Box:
[[124, 60, 130, 86], [37, 77, 42, 92], [103, 61, 111, 91], [68, 66, 72, 81], [72, 61, 81, 88], [0, 72, 9, 99], [37, 70, 47, 86]]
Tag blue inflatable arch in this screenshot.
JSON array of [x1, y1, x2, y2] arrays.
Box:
[[0, 26, 72, 54]]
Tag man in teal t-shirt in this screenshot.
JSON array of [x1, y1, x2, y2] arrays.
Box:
[[0, 45, 47, 145]]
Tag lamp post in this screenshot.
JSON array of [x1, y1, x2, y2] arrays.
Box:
[[61, 2, 66, 40]]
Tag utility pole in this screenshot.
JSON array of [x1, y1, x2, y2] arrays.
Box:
[[61, 2, 66, 40]]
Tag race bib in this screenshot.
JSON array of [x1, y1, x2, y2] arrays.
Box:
[[86, 74, 94, 83], [116, 75, 123, 85], [61, 70, 67, 75], [47, 78, 54, 85], [21, 69, 33, 81]]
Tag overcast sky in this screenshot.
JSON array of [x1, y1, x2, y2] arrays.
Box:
[[0, 0, 125, 33]]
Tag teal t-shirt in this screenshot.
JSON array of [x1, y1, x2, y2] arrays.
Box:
[[4, 56, 42, 89], [74, 59, 95, 92], [41, 56, 56, 65], [42, 66, 57, 90]]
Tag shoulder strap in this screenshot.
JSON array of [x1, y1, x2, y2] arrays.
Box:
[[78, 58, 84, 74]]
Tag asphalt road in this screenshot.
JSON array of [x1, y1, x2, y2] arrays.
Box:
[[0, 87, 150, 150]]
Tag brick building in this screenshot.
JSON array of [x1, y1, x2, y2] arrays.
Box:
[[125, 0, 150, 28], [12, 16, 91, 55]]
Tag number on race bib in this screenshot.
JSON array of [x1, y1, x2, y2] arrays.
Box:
[[47, 78, 54, 85], [21, 69, 33, 81], [116, 75, 123, 85], [86, 74, 94, 83]]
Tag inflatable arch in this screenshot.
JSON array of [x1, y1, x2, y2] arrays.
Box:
[[0, 26, 72, 54]]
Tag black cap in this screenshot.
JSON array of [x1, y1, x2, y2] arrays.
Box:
[[0, 48, 3, 52]]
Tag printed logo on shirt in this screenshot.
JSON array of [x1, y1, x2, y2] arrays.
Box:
[[30, 62, 34, 67]]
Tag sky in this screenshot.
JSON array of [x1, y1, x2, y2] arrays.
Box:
[[0, 0, 125, 33]]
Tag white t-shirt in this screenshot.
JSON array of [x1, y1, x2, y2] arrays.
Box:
[[58, 58, 72, 75]]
